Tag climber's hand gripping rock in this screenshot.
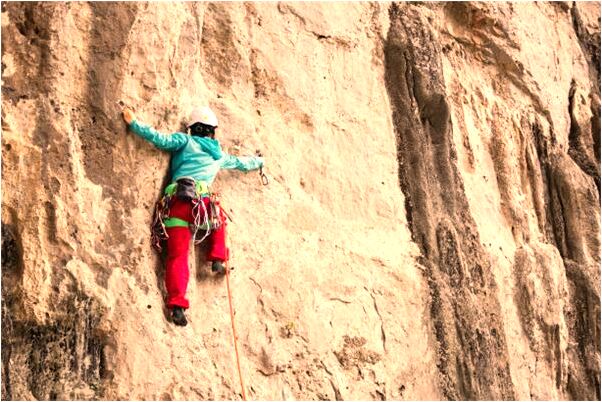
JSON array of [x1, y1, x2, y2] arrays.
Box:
[[122, 107, 136, 124]]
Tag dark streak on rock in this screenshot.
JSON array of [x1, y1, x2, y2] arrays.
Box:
[[567, 80, 600, 194], [384, 3, 515, 399]]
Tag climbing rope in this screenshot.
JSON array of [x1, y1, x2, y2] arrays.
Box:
[[192, 196, 211, 245], [225, 261, 247, 400], [187, 195, 245, 399]]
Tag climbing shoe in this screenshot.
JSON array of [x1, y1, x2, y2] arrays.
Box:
[[211, 260, 226, 274], [171, 306, 188, 326]]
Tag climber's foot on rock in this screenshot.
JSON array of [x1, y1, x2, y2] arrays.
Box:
[[171, 306, 187, 326], [211, 260, 226, 275]]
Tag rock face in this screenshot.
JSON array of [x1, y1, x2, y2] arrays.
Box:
[[1, 2, 599, 400]]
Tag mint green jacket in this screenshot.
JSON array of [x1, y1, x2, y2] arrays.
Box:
[[129, 120, 264, 185]]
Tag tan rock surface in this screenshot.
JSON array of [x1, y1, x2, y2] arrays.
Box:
[[1, 2, 599, 400]]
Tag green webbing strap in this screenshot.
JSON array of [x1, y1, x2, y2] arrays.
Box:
[[164, 180, 209, 197], [196, 181, 209, 195], [165, 183, 177, 196], [164, 217, 213, 230], [164, 217, 190, 228]]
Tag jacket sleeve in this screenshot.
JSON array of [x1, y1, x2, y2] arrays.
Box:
[[220, 154, 264, 172], [129, 120, 188, 152]]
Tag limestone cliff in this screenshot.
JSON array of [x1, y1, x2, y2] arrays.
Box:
[[1, 2, 600, 400]]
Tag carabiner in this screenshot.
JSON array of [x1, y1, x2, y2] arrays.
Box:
[[256, 150, 269, 185], [259, 169, 269, 186]]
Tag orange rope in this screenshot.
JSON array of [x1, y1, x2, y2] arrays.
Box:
[[225, 263, 247, 400]]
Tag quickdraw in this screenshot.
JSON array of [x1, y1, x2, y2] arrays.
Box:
[[209, 193, 223, 230], [256, 150, 269, 186], [259, 168, 269, 186], [151, 193, 172, 252], [191, 192, 227, 245]]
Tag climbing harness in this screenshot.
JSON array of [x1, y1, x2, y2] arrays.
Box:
[[225, 260, 247, 400], [150, 178, 227, 251]]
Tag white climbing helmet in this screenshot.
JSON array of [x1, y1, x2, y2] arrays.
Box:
[[188, 106, 218, 127]]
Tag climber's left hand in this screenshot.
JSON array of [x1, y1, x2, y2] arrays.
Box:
[[123, 108, 136, 124]]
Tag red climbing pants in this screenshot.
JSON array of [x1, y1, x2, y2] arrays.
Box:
[[165, 197, 228, 309]]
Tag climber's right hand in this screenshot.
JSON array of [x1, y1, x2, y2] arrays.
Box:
[[122, 108, 136, 125]]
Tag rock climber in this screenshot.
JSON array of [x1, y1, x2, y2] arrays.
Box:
[[122, 106, 264, 326]]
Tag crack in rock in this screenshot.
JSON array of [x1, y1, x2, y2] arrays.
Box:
[[366, 287, 387, 353]]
